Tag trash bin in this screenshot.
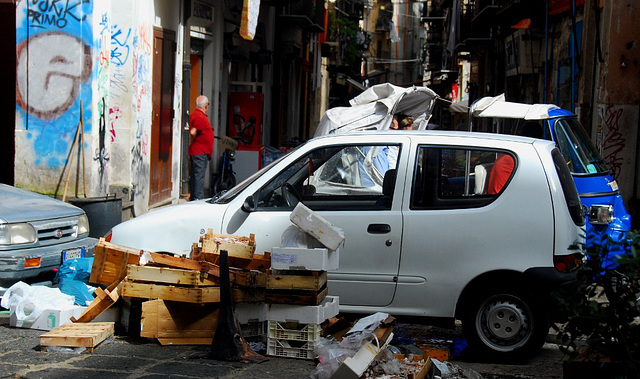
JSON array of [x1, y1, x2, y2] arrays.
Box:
[[69, 195, 122, 238]]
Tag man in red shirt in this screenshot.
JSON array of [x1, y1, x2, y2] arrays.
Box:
[[188, 95, 214, 200]]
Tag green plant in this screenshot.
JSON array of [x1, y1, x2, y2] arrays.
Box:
[[330, 17, 361, 67], [553, 230, 640, 377]]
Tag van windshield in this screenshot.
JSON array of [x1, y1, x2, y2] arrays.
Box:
[[553, 118, 609, 175]]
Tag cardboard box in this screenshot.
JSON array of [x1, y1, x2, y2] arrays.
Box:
[[10, 306, 85, 331], [268, 295, 339, 324], [10, 305, 120, 331], [290, 203, 345, 250], [271, 247, 339, 271]]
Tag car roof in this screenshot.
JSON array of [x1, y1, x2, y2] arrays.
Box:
[[311, 129, 549, 145]]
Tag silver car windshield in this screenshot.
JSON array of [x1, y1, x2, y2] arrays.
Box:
[[553, 118, 609, 175]]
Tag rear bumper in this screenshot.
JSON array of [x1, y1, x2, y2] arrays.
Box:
[[0, 237, 98, 280], [524, 266, 578, 292]]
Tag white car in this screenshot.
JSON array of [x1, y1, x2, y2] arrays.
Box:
[[109, 130, 585, 359]]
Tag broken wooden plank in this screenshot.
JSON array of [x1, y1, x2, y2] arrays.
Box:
[[266, 270, 327, 291], [40, 322, 114, 352], [127, 265, 218, 287], [71, 286, 120, 323]]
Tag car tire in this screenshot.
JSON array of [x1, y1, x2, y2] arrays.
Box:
[[461, 286, 549, 360]]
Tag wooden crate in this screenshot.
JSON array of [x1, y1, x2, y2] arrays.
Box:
[[40, 322, 114, 352], [127, 265, 219, 287], [121, 281, 221, 303], [140, 299, 219, 345], [267, 270, 327, 291], [90, 239, 142, 286], [121, 280, 265, 303], [200, 231, 256, 260], [266, 285, 328, 306]]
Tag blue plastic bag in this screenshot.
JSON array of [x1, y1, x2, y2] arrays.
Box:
[[54, 257, 95, 305]]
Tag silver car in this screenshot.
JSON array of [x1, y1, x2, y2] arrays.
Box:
[[109, 131, 585, 359], [0, 184, 98, 282]]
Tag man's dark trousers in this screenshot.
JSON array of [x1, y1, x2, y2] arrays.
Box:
[[189, 154, 209, 200]]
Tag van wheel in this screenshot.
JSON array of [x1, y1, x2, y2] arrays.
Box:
[[461, 288, 548, 360]]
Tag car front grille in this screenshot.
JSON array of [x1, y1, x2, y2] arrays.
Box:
[[32, 217, 78, 246]]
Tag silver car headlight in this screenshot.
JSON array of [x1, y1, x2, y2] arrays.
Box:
[[0, 223, 37, 245], [77, 214, 90, 236], [588, 204, 614, 225]]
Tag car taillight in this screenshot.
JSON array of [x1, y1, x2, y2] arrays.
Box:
[[554, 253, 584, 273]]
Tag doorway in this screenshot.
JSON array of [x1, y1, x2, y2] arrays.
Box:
[[149, 27, 176, 205]]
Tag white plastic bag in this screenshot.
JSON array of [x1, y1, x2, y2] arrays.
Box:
[[1, 281, 76, 325]]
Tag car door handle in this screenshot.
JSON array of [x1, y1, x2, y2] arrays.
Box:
[[367, 224, 391, 234]]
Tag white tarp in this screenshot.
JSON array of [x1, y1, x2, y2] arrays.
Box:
[[470, 94, 560, 120], [314, 83, 438, 136]]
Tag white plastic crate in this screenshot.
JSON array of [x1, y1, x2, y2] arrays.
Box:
[[271, 247, 339, 271], [267, 320, 321, 342], [268, 295, 339, 324], [266, 338, 319, 360]]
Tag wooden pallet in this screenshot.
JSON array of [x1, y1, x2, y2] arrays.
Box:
[[40, 322, 114, 352], [267, 270, 327, 291]]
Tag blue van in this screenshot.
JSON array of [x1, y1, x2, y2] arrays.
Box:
[[469, 95, 631, 263]]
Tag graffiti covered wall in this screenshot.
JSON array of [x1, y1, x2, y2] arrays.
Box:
[[15, 0, 183, 216], [15, 0, 94, 194], [596, 104, 639, 207]]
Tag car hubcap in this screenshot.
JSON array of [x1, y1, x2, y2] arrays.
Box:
[[477, 295, 532, 351]]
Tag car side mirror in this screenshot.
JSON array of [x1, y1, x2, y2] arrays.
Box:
[[241, 195, 256, 213]]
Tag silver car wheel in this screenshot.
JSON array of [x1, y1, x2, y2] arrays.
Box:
[[475, 294, 533, 352]]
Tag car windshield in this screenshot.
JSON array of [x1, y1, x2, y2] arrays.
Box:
[[211, 150, 292, 204], [552, 118, 609, 175]]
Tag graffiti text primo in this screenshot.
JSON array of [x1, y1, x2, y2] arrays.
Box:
[[27, 0, 90, 30]]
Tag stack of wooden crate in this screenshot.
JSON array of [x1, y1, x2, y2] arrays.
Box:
[[86, 233, 270, 345]]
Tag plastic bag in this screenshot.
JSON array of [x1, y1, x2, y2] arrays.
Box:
[[54, 257, 96, 305], [58, 279, 95, 306], [54, 257, 94, 284], [1, 281, 76, 325]]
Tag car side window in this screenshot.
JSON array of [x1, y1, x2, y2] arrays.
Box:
[[411, 146, 516, 209], [254, 143, 401, 211]]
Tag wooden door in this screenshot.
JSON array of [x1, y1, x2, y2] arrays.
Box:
[[150, 27, 176, 205]]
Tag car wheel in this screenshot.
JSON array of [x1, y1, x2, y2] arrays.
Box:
[[461, 288, 548, 360]]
